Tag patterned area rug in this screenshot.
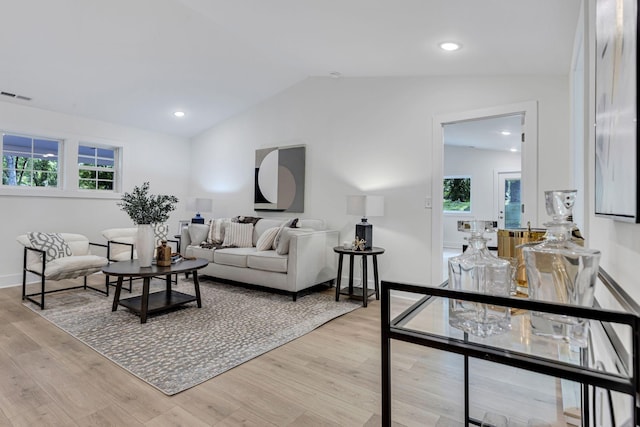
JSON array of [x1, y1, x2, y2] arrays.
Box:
[[24, 277, 361, 395]]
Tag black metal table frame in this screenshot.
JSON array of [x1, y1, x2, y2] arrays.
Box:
[[334, 246, 384, 307], [381, 270, 640, 426]]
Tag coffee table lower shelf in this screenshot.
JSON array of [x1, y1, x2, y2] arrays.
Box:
[[118, 290, 197, 315]]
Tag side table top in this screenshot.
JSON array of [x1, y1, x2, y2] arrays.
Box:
[[333, 246, 385, 255], [102, 258, 208, 277]]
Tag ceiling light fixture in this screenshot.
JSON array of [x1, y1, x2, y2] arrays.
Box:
[[439, 42, 461, 51], [173, 111, 185, 118], [510, 148, 518, 152], [501, 130, 511, 136]]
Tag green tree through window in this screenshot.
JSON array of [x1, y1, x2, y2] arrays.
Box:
[[78, 144, 116, 190], [2, 133, 59, 187], [443, 177, 471, 212]]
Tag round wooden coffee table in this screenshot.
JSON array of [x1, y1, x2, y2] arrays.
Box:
[[102, 258, 208, 323]]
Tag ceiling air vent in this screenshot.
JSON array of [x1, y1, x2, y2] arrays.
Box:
[[1, 91, 32, 101]]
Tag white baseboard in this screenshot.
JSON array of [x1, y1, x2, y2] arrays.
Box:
[[0, 273, 24, 288]]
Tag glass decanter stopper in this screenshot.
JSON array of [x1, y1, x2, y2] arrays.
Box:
[[522, 190, 601, 347], [448, 220, 511, 337]]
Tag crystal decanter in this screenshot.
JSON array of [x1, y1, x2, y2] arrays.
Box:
[[448, 220, 511, 337], [522, 190, 601, 347]]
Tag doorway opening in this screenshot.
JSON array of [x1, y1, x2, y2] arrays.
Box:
[[431, 101, 538, 284]]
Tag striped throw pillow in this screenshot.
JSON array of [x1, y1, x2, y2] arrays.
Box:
[[255, 227, 279, 251], [222, 222, 254, 248], [208, 218, 230, 244]]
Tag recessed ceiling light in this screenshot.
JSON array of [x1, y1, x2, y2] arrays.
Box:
[[173, 111, 185, 118], [439, 42, 461, 51], [510, 148, 518, 152], [501, 130, 511, 136]]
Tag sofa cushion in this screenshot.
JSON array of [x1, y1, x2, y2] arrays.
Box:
[[27, 232, 73, 262], [256, 227, 279, 251], [223, 222, 254, 248], [185, 245, 215, 262], [214, 247, 256, 268], [247, 251, 288, 273]]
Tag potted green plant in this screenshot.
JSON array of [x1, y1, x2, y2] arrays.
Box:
[[118, 182, 178, 267]]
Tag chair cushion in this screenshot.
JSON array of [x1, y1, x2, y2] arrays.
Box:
[[102, 228, 138, 260], [40, 255, 108, 280], [214, 247, 256, 268], [27, 232, 72, 261], [247, 251, 288, 273]]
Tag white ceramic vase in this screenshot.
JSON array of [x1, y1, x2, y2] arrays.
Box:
[[136, 224, 154, 267]]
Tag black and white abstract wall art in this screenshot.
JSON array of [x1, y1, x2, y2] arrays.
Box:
[[254, 145, 305, 212]]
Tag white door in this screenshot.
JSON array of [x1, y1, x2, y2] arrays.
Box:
[[495, 171, 522, 229]]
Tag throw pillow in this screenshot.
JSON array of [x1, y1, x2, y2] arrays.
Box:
[[255, 227, 279, 251], [222, 222, 254, 248], [208, 218, 229, 244], [275, 228, 311, 255], [154, 223, 169, 246], [27, 232, 73, 262], [188, 225, 209, 246], [272, 218, 299, 249], [275, 229, 297, 255]]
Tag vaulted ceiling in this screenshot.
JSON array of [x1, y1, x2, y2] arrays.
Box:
[[0, 0, 581, 138]]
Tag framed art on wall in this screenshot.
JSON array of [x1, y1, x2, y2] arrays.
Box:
[[594, 0, 639, 222], [254, 145, 305, 212]]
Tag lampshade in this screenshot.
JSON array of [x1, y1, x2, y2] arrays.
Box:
[[188, 197, 213, 223], [346, 195, 384, 250], [346, 195, 385, 219]]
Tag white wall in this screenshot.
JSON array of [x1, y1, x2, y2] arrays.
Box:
[[189, 75, 571, 285], [0, 102, 191, 287], [443, 145, 521, 249]]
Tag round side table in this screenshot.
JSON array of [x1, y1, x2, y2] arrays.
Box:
[[333, 246, 385, 307]]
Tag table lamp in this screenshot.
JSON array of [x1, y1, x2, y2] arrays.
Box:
[[188, 198, 212, 224], [346, 195, 384, 250]]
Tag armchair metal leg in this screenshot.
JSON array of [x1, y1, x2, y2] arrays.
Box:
[[40, 274, 45, 310]]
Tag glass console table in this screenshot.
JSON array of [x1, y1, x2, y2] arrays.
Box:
[[381, 269, 639, 426]]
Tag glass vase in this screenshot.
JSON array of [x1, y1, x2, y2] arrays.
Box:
[[522, 190, 601, 347], [448, 220, 511, 337]]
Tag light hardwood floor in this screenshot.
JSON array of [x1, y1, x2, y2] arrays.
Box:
[[0, 277, 566, 426]]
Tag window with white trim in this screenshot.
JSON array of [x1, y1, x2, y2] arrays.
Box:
[[443, 176, 471, 212], [78, 144, 118, 191], [1, 132, 60, 187]]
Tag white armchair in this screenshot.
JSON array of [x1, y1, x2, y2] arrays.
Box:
[[16, 232, 109, 309]]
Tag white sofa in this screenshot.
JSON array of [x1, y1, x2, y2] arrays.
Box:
[[180, 218, 338, 300]]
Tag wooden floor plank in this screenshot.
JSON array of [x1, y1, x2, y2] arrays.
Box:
[[0, 281, 569, 426]]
